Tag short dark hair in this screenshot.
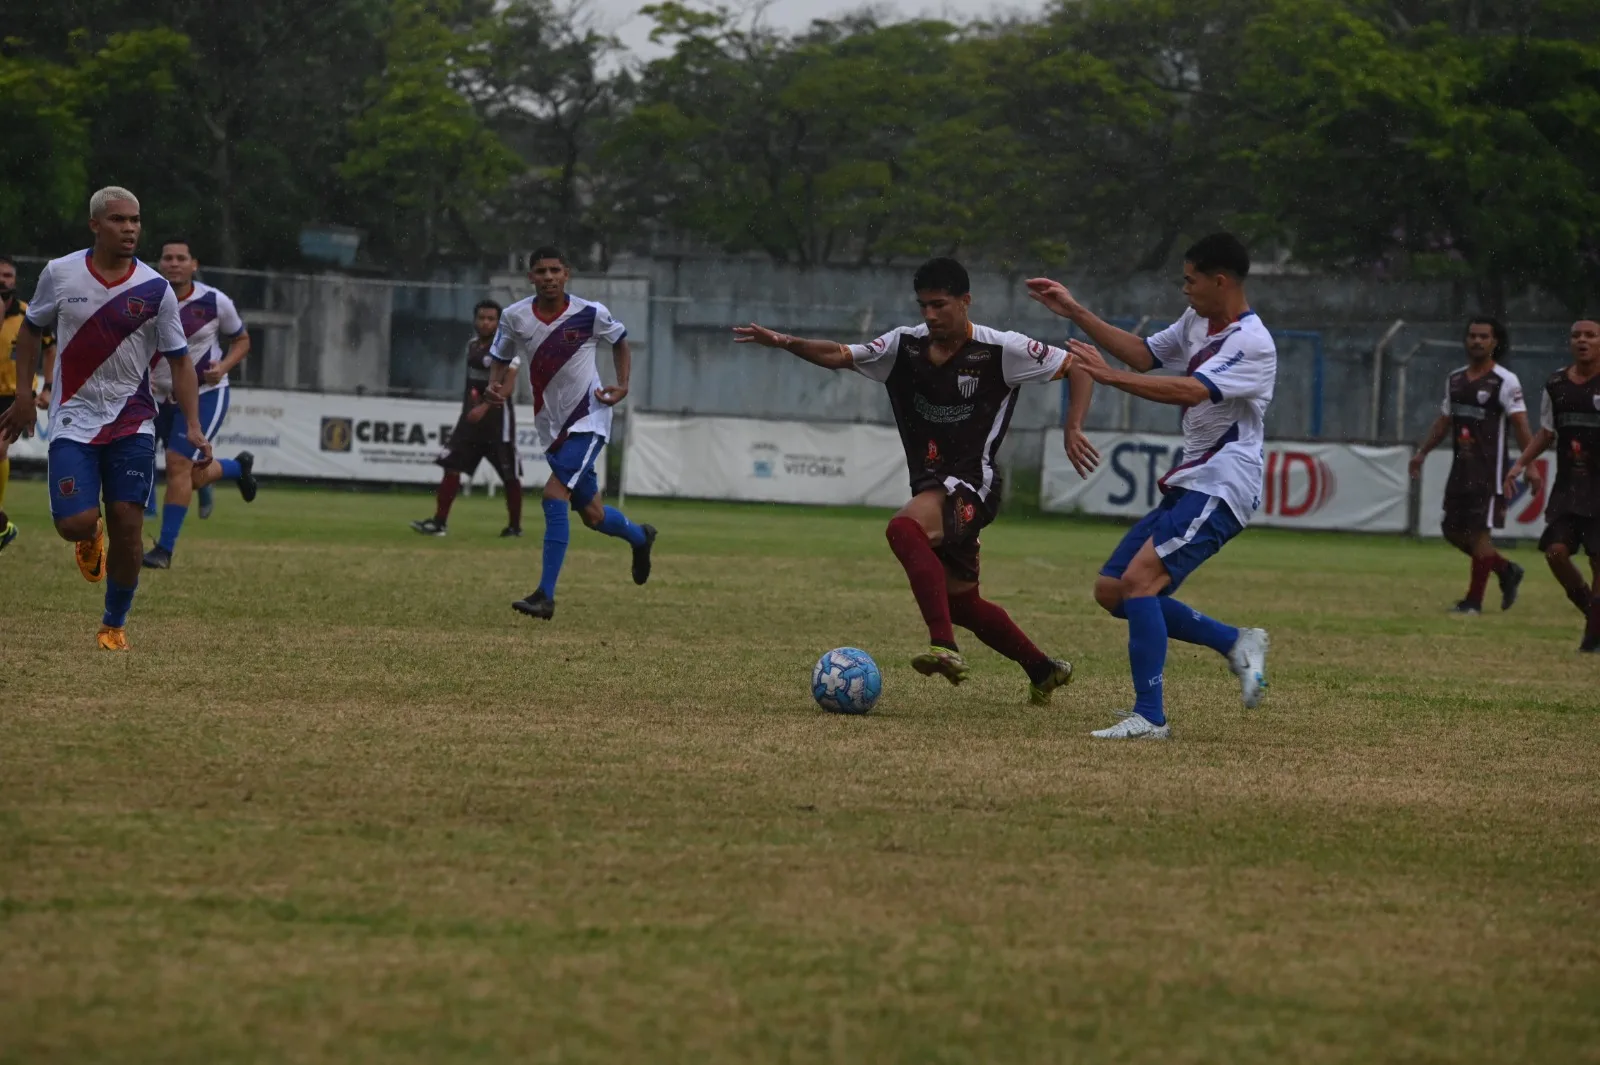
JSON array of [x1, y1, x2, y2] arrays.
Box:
[[0, 255, 15, 269], [474, 299, 502, 316], [912, 257, 970, 297], [1184, 233, 1250, 279], [158, 237, 195, 257], [530, 246, 565, 266], [1465, 315, 1509, 358]]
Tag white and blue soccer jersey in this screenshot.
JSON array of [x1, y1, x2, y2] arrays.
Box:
[[25, 250, 185, 446], [150, 281, 245, 401], [490, 294, 628, 450], [1144, 308, 1277, 523]]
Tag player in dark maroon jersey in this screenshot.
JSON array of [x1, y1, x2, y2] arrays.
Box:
[[410, 300, 524, 537], [734, 258, 1098, 705], [1408, 317, 1538, 614], [1506, 319, 1600, 651]]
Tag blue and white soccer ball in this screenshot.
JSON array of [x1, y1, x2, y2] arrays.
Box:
[[811, 647, 882, 715]]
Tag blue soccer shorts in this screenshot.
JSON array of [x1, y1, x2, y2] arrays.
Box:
[[1100, 487, 1244, 595], [153, 388, 230, 462], [48, 434, 157, 519], [546, 431, 604, 509]]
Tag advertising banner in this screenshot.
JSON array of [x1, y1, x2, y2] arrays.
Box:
[[1416, 449, 1548, 539], [623, 412, 908, 507], [1041, 431, 1412, 532], [8, 389, 586, 490]]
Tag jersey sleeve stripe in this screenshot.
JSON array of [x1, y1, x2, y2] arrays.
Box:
[[1193, 372, 1223, 403]]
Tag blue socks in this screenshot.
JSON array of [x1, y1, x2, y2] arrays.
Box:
[[538, 497, 569, 598], [103, 578, 137, 628], [1124, 596, 1168, 726], [158, 503, 188, 553], [595, 505, 647, 547], [1160, 598, 1238, 656], [218, 457, 241, 480]]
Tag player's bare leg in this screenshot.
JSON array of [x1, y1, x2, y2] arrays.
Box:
[[96, 499, 145, 649], [1544, 542, 1593, 619], [143, 451, 190, 569], [888, 489, 968, 685], [573, 483, 656, 584], [190, 450, 255, 500], [55, 506, 106, 582]]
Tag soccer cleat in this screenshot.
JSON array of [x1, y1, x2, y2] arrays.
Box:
[[410, 518, 447, 536], [0, 521, 16, 553], [141, 545, 173, 570], [911, 646, 970, 686], [632, 524, 658, 585], [1449, 600, 1482, 615], [96, 624, 130, 652], [235, 451, 258, 502], [1091, 712, 1169, 740], [75, 518, 106, 583], [1498, 562, 1525, 611], [1028, 658, 1075, 706], [500, 526, 522, 538], [198, 484, 215, 519], [1226, 627, 1270, 709], [512, 589, 555, 620]]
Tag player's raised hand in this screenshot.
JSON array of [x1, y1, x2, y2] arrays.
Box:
[[1025, 278, 1082, 320], [733, 323, 788, 348], [595, 385, 629, 407], [1067, 339, 1111, 380], [1064, 427, 1100, 479]]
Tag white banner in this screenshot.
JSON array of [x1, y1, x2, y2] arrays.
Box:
[[1416, 449, 1548, 539], [8, 388, 590, 489], [624, 412, 908, 507], [1041, 431, 1412, 532]]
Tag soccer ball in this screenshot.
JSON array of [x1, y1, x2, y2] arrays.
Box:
[[811, 647, 882, 715]]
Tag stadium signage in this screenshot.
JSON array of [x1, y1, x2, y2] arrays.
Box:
[[1042, 431, 1412, 533]]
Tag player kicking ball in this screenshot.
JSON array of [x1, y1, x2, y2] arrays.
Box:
[[1028, 234, 1271, 739], [0, 187, 212, 649], [735, 257, 1098, 705], [1407, 317, 1535, 613], [1505, 319, 1600, 652], [485, 247, 655, 621]]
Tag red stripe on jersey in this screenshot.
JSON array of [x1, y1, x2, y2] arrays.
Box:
[[57, 278, 169, 403]]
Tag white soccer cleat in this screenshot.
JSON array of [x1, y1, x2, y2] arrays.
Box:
[[1090, 712, 1170, 740], [1228, 627, 1270, 709]]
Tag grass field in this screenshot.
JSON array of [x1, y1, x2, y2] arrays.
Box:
[[2, 480, 1597, 1064]]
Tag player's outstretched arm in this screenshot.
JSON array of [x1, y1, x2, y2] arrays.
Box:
[[1025, 279, 1156, 372], [1066, 339, 1208, 407], [1408, 415, 1451, 479], [733, 323, 852, 370], [1505, 428, 1555, 497], [1063, 364, 1099, 477]]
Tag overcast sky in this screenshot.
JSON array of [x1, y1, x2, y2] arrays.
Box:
[[585, 0, 1054, 59]]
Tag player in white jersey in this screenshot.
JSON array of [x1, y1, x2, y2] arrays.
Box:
[[1027, 233, 1273, 739], [484, 247, 656, 621], [0, 187, 212, 650], [142, 238, 257, 569]]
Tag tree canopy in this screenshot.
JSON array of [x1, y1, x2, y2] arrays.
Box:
[[5, 0, 1597, 309]]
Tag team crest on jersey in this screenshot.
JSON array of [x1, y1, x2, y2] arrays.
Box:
[[563, 328, 581, 342], [1477, 389, 1490, 405], [957, 371, 980, 398], [870, 336, 888, 352], [124, 296, 148, 319], [925, 440, 940, 464], [1026, 339, 1048, 364], [1593, 394, 1600, 411]]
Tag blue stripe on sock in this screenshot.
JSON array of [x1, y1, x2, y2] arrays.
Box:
[[595, 506, 647, 547], [538, 497, 570, 599], [1124, 596, 1168, 726], [103, 578, 137, 628], [158, 503, 188, 553], [1159, 597, 1238, 656]]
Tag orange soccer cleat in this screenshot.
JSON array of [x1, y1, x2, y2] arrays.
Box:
[[75, 517, 106, 583], [96, 624, 130, 651]]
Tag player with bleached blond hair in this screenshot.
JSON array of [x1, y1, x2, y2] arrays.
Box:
[[0, 187, 212, 649]]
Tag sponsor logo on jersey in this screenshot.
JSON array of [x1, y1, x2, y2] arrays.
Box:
[[870, 336, 888, 352], [1027, 339, 1048, 364], [957, 371, 980, 398], [925, 440, 940, 464]]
